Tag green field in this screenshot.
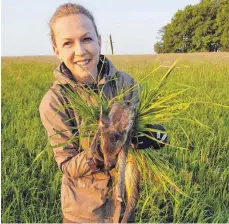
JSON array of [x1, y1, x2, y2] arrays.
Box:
[[2, 53, 229, 223]]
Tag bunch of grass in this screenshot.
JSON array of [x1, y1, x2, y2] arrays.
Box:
[[58, 61, 229, 222], [59, 60, 190, 194], [59, 59, 228, 219]]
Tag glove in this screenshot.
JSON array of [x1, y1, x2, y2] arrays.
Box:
[[132, 124, 168, 150], [87, 158, 100, 173]]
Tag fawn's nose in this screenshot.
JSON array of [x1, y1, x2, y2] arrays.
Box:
[[104, 163, 115, 171], [104, 164, 112, 171]]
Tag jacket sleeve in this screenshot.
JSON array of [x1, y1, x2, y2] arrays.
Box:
[[39, 87, 91, 178], [116, 71, 139, 107]]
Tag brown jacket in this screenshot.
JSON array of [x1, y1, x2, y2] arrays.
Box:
[[39, 56, 138, 222]]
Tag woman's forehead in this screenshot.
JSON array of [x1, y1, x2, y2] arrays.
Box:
[[53, 14, 96, 39]]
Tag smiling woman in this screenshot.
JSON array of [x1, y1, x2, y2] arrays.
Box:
[[51, 13, 101, 84], [40, 4, 139, 223], [39, 3, 167, 223]]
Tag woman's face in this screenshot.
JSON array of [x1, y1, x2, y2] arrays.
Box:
[[53, 14, 101, 84]]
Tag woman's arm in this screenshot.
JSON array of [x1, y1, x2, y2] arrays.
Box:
[[39, 87, 91, 178]]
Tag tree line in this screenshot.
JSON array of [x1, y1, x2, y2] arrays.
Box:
[[154, 0, 229, 53]]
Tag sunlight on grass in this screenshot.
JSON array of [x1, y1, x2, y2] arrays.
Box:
[[1, 54, 229, 223]]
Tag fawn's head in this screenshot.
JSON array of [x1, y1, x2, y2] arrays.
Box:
[[99, 102, 135, 170]]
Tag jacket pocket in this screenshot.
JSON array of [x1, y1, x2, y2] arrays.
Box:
[[61, 173, 110, 221]]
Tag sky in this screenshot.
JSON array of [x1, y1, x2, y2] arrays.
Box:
[[2, 0, 200, 56]]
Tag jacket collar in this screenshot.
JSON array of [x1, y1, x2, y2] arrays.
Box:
[[53, 54, 118, 89]]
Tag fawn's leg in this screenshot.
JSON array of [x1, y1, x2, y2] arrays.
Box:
[[121, 154, 140, 223], [116, 148, 127, 202]]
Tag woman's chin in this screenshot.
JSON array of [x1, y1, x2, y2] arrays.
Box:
[[74, 73, 97, 84]]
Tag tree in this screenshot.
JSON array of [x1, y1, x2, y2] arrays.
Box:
[[215, 0, 229, 51], [154, 0, 229, 53]]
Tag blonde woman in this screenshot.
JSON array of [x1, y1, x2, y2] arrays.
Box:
[[39, 3, 167, 223]]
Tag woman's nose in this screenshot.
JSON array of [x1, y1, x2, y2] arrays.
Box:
[[74, 42, 86, 56]]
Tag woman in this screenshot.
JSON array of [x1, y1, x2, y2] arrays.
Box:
[[39, 3, 167, 223]]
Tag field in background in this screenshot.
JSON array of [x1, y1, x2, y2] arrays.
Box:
[[2, 53, 229, 223]]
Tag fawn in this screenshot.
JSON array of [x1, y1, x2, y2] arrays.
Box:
[[89, 102, 140, 223]]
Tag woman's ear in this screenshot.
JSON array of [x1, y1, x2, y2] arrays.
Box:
[[98, 35, 102, 50], [53, 45, 61, 60]]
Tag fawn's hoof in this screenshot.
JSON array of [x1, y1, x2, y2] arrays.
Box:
[[117, 195, 123, 202], [116, 187, 124, 202]]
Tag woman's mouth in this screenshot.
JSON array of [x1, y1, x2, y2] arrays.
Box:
[[75, 59, 91, 66]]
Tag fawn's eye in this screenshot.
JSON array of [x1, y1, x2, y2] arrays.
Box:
[[110, 133, 120, 142]]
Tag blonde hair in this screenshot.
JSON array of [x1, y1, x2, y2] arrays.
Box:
[[49, 3, 99, 46]]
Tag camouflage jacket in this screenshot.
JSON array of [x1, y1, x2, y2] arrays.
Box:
[[39, 55, 138, 222]]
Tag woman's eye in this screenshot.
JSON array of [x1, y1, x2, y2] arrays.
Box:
[[63, 41, 72, 47], [83, 37, 92, 42]]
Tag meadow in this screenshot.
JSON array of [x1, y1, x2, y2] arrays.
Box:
[[1, 52, 229, 223]]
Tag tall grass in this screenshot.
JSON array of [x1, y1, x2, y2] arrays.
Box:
[[1, 54, 229, 223]]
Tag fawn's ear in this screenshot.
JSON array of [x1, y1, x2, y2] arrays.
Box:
[[99, 106, 110, 128], [118, 108, 135, 132], [122, 119, 134, 132], [99, 117, 110, 128]]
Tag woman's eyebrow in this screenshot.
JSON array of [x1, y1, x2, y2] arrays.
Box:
[[61, 32, 92, 41], [81, 32, 92, 37], [61, 38, 72, 41]]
